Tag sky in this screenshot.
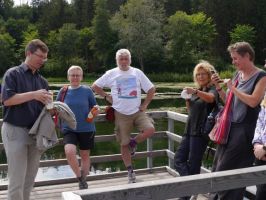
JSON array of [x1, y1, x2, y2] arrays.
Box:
[[14, 0, 30, 6], [13, 0, 71, 6]]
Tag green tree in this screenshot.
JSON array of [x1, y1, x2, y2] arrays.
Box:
[[5, 18, 30, 45], [0, 33, 16, 74], [165, 11, 216, 72], [111, 0, 165, 72], [0, 0, 13, 20], [17, 24, 40, 61], [36, 0, 71, 37], [12, 5, 33, 21], [229, 24, 256, 46], [72, 0, 94, 28], [46, 23, 85, 76], [91, 0, 117, 70], [78, 27, 94, 72]]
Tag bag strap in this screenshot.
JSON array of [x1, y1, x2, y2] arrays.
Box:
[[56, 85, 69, 129], [58, 85, 69, 102], [224, 73, 240, 111]]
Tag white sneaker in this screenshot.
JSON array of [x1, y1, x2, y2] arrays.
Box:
[[128, 171, 136, 183]]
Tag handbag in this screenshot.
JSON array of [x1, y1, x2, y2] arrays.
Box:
[[202, 102, 223, 138], [209, 75, 239, 144], [105, 106, 115, 122]]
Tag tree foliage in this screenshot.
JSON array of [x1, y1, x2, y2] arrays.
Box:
[[0, 0, 266, 76], [0, 32, 15, 74], [111, 0, 165, 72], [90, 0, 117, 70], [229, 24, 256, 46], [166, 11, 216, 72]]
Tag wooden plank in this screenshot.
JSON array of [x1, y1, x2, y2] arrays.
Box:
[[146, 138, 153, 169], [167, 111, 188, 123], [73, 165, 266, 200], [166, 131, 182, 143], [0, 131, 167, 151], [167, 119, 175, 168], [0, 147, 167, 171], [62, 192, 82, 200], [0, 166, 167, 190]]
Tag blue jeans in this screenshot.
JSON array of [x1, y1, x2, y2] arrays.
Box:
[[174, 135, 208, 176]]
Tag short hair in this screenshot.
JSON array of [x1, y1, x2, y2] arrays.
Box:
[[193, 60, 216, 88], [116, 49, 131, 64], [67, 65, 83, 75], [227, 41, 255, 62], [25, 39, 48, 55]]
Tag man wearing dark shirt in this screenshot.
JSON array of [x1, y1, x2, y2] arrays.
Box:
[[1, 39, 51, 200]]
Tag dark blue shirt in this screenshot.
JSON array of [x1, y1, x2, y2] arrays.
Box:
[[2, 63, 49, 128], [56, 85, 97, 133]]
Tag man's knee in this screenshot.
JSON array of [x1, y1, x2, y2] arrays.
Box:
[[143, 127, 155, 136]]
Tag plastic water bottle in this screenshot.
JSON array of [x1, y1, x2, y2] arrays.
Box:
[[86, 105, 99, 123]]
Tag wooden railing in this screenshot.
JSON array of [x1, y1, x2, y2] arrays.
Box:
[[0, 111, 265, 200]]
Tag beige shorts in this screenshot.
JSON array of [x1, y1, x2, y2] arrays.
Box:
[[114, 110, 154, 145]]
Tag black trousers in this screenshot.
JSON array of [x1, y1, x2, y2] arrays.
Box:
[[210, 123, 255, 200]]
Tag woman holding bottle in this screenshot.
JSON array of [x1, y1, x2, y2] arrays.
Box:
[[57, 65, 99, 189]]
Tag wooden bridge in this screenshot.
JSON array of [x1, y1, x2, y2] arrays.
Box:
[[0, 111, 265, 200]]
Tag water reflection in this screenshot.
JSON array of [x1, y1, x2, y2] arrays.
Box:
[[0, 165, 120, 185]]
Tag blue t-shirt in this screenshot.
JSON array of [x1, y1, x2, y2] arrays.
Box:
[[57, 85, 97, 133]]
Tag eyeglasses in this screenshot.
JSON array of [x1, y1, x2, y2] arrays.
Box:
[[196, 73, 208, 77], [33, 53, 48, 62], [69, 74, 82, 78]]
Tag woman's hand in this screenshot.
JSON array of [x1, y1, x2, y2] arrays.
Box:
[[211, 73, 222, 87], [184, 87, 197, 95], [254, 144, 266, 160]]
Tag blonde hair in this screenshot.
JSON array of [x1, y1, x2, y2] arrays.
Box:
[[67, 65, 83, 75], [193, 60, 216, 88], [261, 96, 266, 107]]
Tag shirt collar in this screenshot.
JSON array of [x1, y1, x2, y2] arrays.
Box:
[[21, 63, 39, 74]]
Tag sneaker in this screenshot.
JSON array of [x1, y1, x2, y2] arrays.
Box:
[[128, 171, 136, 184], [129, 139, 137, 156], [78, 176, 88, 189]]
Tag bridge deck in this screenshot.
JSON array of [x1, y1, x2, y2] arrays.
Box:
[[0, 169, 209, 200]]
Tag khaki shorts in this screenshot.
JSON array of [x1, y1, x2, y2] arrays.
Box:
[[114, 110, 154, 145]]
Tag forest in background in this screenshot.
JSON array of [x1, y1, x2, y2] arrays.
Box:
[[0, 0, 266, 77]]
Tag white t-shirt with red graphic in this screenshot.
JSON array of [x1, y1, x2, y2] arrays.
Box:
[[94, 66, 154, 115]]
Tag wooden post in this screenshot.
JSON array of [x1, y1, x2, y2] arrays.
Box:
[[147, 138, 153, 170], [167, 118, 175, 169]]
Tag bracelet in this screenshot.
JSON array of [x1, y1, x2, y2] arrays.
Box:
[[216, 87, 222, 92]]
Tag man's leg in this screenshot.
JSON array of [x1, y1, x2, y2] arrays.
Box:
[[134, 127, 155, 143], [1, 123, 29, 200], [129, 112, 155, 155], [114, 111, 135, 183], [23, 144, 42, 200]]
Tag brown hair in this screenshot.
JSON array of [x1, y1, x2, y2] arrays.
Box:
[[25, 39, 49, 55], [227, 41, 255, 62]]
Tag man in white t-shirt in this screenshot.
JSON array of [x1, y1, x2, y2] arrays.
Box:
[[92, 49, 155, 183]]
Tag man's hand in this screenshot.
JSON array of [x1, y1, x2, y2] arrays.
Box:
[[139, 103, 148, 112], [33, 89, 52, 105]]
